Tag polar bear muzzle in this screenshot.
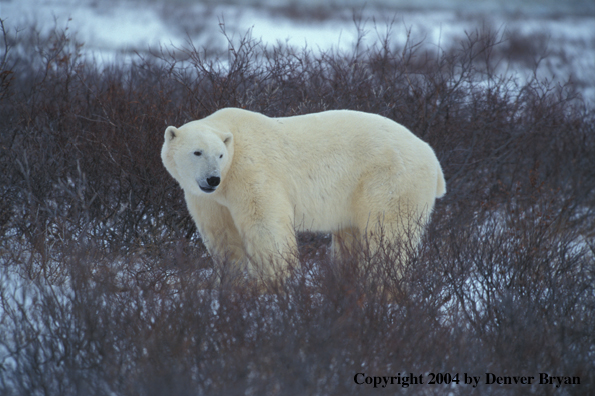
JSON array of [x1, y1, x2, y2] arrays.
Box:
[[198, 176, 220, 193]]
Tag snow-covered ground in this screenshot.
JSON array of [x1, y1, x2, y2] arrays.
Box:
[[3, 0, 594, 52], [2, 0, 595, 104]]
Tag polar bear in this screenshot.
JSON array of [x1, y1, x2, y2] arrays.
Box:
[[161, 108, 446, 279]]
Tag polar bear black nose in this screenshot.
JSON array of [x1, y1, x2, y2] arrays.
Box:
[[207, 177, 220, 187]]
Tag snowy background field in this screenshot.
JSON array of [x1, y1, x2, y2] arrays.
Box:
[[3, 0, 595, 102]]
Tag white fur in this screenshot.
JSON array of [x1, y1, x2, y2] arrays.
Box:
[[162, 108, 446, 277]]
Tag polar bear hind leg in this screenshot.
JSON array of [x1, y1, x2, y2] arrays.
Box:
[[331, 227, 360, 260], [350, 169, 437, 261]]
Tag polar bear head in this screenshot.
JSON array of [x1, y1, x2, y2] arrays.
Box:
[[161, 120, 234, 196]]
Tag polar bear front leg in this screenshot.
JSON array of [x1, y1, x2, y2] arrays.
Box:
[[230, 199, 298, 281], [184, 193, 247, 266]]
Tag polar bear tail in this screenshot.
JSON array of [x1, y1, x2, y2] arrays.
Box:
[[436, 165, 447, 198]]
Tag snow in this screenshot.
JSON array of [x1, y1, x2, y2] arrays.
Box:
[[2, 0, 594, 103]]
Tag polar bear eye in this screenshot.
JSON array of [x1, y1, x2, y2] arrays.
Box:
[[194, 151, 202, 156], [219, 154, 223, 159]]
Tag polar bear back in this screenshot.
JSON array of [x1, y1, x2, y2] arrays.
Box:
[[205, 108, 444, 233]]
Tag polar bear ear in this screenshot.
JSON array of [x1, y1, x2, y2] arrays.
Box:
[[222, 132, 233, 146], [164, 126, 178, 141]]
